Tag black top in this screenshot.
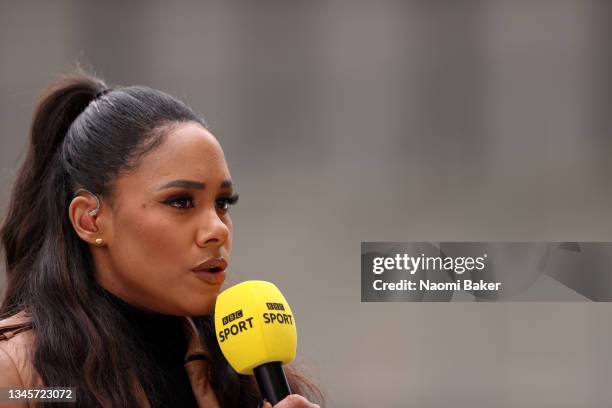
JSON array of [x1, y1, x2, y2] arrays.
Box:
[[102, 288, 199, 408]]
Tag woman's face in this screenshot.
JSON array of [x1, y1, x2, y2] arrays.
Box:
[[92, 122, 235, 316]]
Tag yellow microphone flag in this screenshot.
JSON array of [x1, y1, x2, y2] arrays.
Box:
[[214, 280, 297, 375]]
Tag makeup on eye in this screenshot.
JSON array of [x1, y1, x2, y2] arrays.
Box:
[[215, 193, 239, 211], [161, 192, 239, 211], [163, 194, 196, 210]]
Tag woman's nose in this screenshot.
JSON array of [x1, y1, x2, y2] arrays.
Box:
[[195, 210, 230, 248]]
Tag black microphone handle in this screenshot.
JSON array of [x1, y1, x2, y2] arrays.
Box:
[[253, 361, 292, 405]]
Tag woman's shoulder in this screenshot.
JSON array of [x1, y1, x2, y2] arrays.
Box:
[[0, 310, 34, 348], [0, 310, 42, 389]]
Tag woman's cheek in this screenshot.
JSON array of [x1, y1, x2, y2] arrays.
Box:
[[136, 214, 180, 247]]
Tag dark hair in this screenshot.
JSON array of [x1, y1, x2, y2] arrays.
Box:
[[0, 72, 322, 407]]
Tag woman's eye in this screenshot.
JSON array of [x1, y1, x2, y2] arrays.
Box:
[[164, 196, 195, 210], [216, 194, 239, 213], [163, 193, 238, 212]]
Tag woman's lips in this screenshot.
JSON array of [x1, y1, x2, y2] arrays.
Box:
[[192, 257, 227, 284], [193, 269, 226, 284]]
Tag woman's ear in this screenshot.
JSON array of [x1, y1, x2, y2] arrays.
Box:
[[68, 194, 106, 246]]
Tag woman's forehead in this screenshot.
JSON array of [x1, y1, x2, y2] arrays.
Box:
[[154, 122, 223, 161], [118, 122, 230, 188]]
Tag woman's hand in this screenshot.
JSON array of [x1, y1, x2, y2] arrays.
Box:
[[262, 394, 320, 408]]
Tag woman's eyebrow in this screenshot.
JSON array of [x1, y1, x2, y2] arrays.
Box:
[[156, 179, 233, 190], [156, 179, 205, 190]]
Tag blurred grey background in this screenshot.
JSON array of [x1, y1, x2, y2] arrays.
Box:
[[1, 1, 611, 407]]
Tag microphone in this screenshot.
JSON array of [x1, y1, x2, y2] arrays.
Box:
[[214, 280, 297, 405]]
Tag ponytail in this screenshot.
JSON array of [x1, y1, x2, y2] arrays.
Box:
[[1, 74, 106, 313]]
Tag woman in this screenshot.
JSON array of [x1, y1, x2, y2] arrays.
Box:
[[0, 73, 321, 407]]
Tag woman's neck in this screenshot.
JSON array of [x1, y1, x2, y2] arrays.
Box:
[[99, 286, 187, 347]]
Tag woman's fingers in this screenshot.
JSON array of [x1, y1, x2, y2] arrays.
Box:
[[262, 394, 320, 408]]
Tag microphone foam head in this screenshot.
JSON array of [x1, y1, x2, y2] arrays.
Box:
[[214, 280, 297, 374]]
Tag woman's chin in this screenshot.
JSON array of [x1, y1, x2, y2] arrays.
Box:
[[179, 294, 218, 316]]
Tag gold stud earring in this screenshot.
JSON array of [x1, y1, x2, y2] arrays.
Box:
[[95, 238, 105, 246]]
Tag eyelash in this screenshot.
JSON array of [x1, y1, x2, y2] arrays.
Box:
[[163, 194, 239, 212]]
